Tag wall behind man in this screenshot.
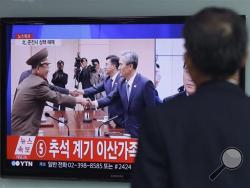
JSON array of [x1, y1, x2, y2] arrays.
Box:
[[1, 0, 250, 187]]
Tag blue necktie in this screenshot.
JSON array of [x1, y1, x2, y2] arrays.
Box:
[[107, 78, 112, 92], [126, 82, 130, 101], [110, 78, 113, 91]]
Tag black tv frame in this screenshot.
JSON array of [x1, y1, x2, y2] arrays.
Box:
[[0, 16, 246, 181]]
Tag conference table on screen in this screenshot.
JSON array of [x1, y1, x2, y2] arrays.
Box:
[[39, 109, 125, 137]]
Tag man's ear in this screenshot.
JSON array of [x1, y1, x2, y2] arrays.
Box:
[[184, 52, 198, 84], [184, 52, 192, 71], [35, 67, 40, 75], [240, 49, 248, 68], [129, 64, 134, 70]]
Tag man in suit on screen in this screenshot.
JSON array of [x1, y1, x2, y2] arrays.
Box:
[[132, 7, 250, 188], [77, 55, 124, 128], [163, 63, 196, 103], [90, 51, 157, 138]]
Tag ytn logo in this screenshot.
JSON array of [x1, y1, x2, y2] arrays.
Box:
[[11, 161, 33, 167]]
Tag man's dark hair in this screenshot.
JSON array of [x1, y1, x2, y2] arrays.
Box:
[[57, 60, 64, 65], [91, 58, 99, 65], [80, 58, 87, 63], [106, 55, 120, 69], [183, 7, 247, 79]]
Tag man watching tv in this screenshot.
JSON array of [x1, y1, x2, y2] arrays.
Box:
[[132, 7, 250, 188]]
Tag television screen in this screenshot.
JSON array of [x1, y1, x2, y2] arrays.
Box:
[[0, 17, 245, 180]]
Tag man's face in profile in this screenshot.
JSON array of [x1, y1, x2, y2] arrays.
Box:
[[94, 62, 100, 70], [105, 59, 114, 76], [119, 57, 132, 79], [37, 62, 49, 80], [183, 64, 196, 95], [81, 59, 87, 67]]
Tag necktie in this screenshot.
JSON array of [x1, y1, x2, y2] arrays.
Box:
[[110, 78, 113, 90], [126, 82, 130, 101], [108, 78, 112, 92]]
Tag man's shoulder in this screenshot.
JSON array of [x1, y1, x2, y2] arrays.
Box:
[[104, 75, 111, 82], [163, 91, 187, 103], [117, 76, 126, 84], [116, 73, 122, 80], [153, 94, 189, 114], [137, 73, 149, 81], [20, 69, 32, 76], [23, 74, 42, 82], [136, 74, 153, 86], [19, 75, 48, 89], [30, 75, 49, 86], [145, 91, 212, 127]]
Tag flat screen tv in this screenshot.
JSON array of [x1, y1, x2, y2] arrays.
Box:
[[0, 16, 245, 181]]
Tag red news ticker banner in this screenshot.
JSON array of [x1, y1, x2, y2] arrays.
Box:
[[7, 136, 138, 163], [15, 33, 33, 39]]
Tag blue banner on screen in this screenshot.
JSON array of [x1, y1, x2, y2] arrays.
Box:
[[11, 24, 183, 39]]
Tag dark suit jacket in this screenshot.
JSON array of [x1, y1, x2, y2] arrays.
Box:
[[97, 73, 156, 137], [51, 70, 68, 88], [77, 67, 92, 89], [163, 91, 187, 103], [132, 80, 250, 188], [83, 74, 124, 127], [155, 89, 163, 105]]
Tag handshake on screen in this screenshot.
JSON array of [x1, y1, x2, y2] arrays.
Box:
[[71, 90, 96, 108]]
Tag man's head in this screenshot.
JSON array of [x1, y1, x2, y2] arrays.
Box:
[[105, 55, 119, 76], [57, 60, 64, 71], [80, 58, 88, 67], [183, 64, 196, 95], [183, 7, 248, 86], [119, 51, 138, 79], [91, 59, 100, 70], [27, 48, 50, 80]]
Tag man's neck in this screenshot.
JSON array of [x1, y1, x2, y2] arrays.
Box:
[[109, 70, 118, 78], [191, 70, 211, 88], [31, 69, 37, 75], [126, 70, 136, 81], [32, 70, 45, 80]]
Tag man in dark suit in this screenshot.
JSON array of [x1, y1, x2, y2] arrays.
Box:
[[92, 51, 156, 138], [90, 58, 106, 100], [163, 64, 196, 103], [76, 58, 94, 100], [51, 60, 68, 111], [132, 7, 250, 188], [77, 55, 124, 128]]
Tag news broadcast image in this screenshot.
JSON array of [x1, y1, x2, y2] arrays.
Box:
[[5, 22, 185, 180]]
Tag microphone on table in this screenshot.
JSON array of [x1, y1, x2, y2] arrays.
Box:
[[98, 115, 119, 136], [45, 102, 65, 118], [45, 112, 70, 136], [45, 102, 59, 111]]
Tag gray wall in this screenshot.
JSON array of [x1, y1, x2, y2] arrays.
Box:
[[1, 0, 250, 187]]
